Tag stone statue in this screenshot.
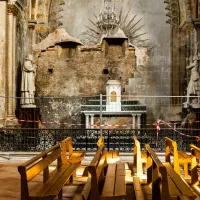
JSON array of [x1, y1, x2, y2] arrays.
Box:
[[185, 56, 200, 105], [20, 54, 37, 107], [181, 105, 196, 128]]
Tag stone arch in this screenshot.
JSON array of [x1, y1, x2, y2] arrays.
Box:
[[48, 0, 60, 31], [36, 0, 47, 23], [27, 0, 51, 22], [33, 0, 51, 43], [165, 0, 180, 26]]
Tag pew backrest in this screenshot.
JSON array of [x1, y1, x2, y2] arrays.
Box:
[[190, 144, 200, 185], [18, 144, 62, 198], [88, 144, 106, 199], [133, 136, 144, 176], [146, 144, 196, 200], [61, 137, 86, 164], [73, 137, 105, 200], [60, 137, 73, 164], [145, 144, 170, 200], [97, 136, 104, 148], [190, 144, 200, 160], [164, 137, 180, 174], [133, 136, 142, 159]]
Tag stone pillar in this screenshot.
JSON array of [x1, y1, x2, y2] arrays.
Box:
[[85, 114, 89, 129], [28, 20, 37, 54], [137, 114, 141, 133], [132, 114, 136, 129], [0, 1, 7, 127], [12, 13, 17, 114], [194, 19, 200, 52], [90, 114, 94, 129], [5, 3, 18, 127], [7, 4, 14, 117], [29, 0, 32, 20], [171, 26, 180, 97]]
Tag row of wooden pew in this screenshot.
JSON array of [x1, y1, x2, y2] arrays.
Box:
[[18, 137, 126, 200], [18, 136, 200, 200], [73, 137, 126, 200], [134, 136, 200, 200], [18, 137, 86, 200]]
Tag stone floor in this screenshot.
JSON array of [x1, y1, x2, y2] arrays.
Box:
[[0, 153, 199, 200]]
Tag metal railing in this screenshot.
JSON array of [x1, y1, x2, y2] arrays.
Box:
[[0, 128, 198, 152]]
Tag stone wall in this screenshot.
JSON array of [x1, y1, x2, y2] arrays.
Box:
[[36, 39, 136, 126], [39, 97, 83, 128], [36, 39, 136, 97], [0, 2, 7, 127]]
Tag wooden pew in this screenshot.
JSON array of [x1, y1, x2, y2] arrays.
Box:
[[146, 144, 196, 200], [190, 144, 200, 186], [133, 136, 147, 177], [178, 195, 190, 200], [133, 177, 145, 200], [73, 137, 105, 200], [97, 137, 104, 147], [61, 137, 86, 164], [89, 150, 126, 199], [18, 143, 81, 200], [164, 137, 192, 176], [73, 137, 126, 200], [97, 137, 120, 163]]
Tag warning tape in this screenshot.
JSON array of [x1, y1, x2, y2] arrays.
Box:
[[157, 119, 199, 138], [1, 117, 200, 128]]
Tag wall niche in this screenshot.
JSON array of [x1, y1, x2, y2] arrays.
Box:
[[56, 42, 79, 59], [104, 38, 127, 58]]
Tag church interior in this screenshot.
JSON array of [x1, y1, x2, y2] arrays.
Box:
[[0, 0, 200, 199]]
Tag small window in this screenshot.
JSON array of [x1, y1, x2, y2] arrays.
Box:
[[48, 68, 53, 74], [103, 69, 109, 74]]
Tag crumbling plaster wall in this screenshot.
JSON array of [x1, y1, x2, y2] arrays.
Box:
[[36, 40, 136, 126], [37, 40, 135, 96], [36, 0, 171, 126], [61, 0, 171, 122]]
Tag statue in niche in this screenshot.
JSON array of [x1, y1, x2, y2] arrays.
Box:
[[184, 55, 200, 106], [20, 54, 37, 108]]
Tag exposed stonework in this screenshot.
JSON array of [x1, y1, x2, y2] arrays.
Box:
[[36, 37, 136, 97], [39, 97, 83, 128]]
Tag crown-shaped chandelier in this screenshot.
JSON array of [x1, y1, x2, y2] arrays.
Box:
[[96, 1, 120, 35]]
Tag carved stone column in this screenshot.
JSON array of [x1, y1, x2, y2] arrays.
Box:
[[12, 10, 17, 116], [137, 114, 141, 134], [90, 114, 94, 129], [28, 20, 37, 54], [5, 3, 18, 127], [85, 114, 89, 129], [193, 19, 200, 51], [132, 114, 136, 129], [0, 1, 7, 127]]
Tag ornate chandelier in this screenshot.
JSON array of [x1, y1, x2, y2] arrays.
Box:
[[96, 2, 120, 36]]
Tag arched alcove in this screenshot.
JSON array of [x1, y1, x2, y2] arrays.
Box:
[[110, 91, 117, 102]]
